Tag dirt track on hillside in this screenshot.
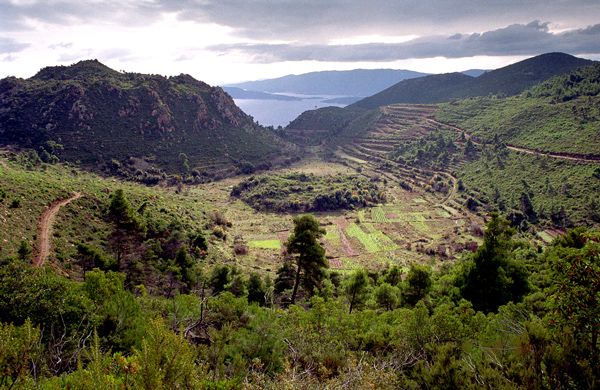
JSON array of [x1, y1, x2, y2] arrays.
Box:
[[426, 118, 600, 163], [33, 192, 81, 267]]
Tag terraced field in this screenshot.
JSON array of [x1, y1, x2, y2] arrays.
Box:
[[187, 155, 485, 275]]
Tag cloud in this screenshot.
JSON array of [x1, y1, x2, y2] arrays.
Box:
[[48, 42, 73, 49], [206, 22, 600, 63], [0, 36, 30, 53], [3, 0, 599, 41]]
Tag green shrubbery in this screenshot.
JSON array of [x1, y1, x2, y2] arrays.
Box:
[[1, 219, 600, 388], [231, 173, 385, 212]]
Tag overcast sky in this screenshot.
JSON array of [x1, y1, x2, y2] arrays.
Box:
[[1, 0, 600, 85]]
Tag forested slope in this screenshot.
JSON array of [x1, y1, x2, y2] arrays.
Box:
[[0, 60, 297, 179]]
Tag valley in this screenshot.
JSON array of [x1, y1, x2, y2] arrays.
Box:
[[1, 54, 600, 389]]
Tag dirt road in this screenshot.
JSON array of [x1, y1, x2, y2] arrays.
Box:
[[426, 118, 600, 163], [34, 192, 81, 267]]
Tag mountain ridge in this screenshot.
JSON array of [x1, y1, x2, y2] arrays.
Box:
[[350, 52, 595, 109], [225, 68, 430, 96], [0, 60, 297, 179]]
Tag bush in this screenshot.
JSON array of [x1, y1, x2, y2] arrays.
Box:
[[233, 244, 248, 255]]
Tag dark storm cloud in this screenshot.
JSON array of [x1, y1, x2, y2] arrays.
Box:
[[3, 0, 599, 40], [1, 0, 599, 64], [154, 0, 600, 43], [207, 22, 600, 63]]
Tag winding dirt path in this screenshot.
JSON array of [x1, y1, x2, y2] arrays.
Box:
[[33, 192, 81, 267], [0, 160, 16, 172], [426, 118, 600, 163]]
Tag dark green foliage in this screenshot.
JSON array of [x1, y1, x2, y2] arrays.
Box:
[[193, 230, 208, 252], [231, 173, 385, 212], [382, 265, 403, 286], [285, 215, 328, 304], [237, 161, 255, 174], [16, 240, 32, 261], [0, 258, 93, 330], [108, 188, 142, 231], [403, 264, 433, 306], [274, 262, 296, 294], [209, 264, 232, 295], [344, 268, 370, 314], [76, 242, 115, 272], [455, 213, 530, 313], [174, 247, 200, 290], [548, 230, 600, 355], [246, 273, 266, 305], [2, 225, 600, 388], [374, 282, 400, 311]]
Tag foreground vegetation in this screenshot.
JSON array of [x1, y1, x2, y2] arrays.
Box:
[[1, 212, 599, 389]]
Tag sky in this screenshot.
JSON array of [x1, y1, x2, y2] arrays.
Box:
[[1, 0, 600, 86]]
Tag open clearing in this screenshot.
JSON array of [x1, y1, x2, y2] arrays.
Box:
[[190, 155, 485, 275]]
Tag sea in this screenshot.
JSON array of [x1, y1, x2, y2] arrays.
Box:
[[233, 95, 349, 128]]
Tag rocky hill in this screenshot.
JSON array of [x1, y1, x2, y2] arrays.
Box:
[[0, 60, 297, 179]]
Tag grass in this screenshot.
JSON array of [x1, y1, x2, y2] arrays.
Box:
[[371, 207, 390, 223], [344, 223, 399, 253], [248, 240, 281, 250]]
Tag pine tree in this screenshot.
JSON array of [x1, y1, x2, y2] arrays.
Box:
[[284, 214, 328, 304]]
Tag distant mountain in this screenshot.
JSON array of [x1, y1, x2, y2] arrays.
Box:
[[225, 69, 430, 96], [222, 87, 301, 101], [461, 69, 490, 77], [351, 53, 594, 109], [457, 52, 595, 98], [0, 60, 296, 177]]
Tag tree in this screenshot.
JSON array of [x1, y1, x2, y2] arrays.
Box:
[[403, 264, 432, 306], [344, 268, 370, 314], [107, 189, 144, 274], [174, 247, 200, 290], [455, 212, 529, 313], [284, 215, 328, 304], [208, 265, 231, 295], [549, 230, 600, 357], [108, 189, 140, 230], [374, 283, 400, 311], [246, 273, 266, 305], [382, 265, 402, 286]]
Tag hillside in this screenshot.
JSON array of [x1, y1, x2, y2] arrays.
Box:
[[286, 60, 600, 228], [349, 72, 474, 109], [351, 52, 594, 109], [1, 127, 599, 389], [2, 60, 600, 388], [225, 68, 429, 96], [0, 60, 297, 179]]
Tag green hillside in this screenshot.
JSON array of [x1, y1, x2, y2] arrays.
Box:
[[287, 61, 600, 229], [0, 60, 297, 179], [350, 52, 594, 109], [350, 72, 473, 109], [435, 61, 600, 155], [1, 154, 599, 389]]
